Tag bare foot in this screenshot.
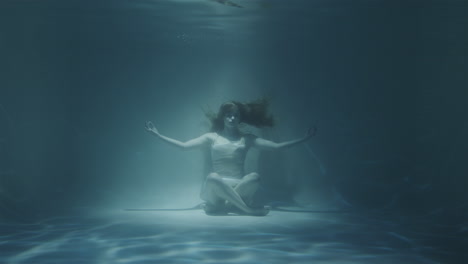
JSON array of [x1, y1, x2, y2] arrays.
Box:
[[202, 203, 227, 216], [249, 205, 270, 216], [226, 202, 270, 216]]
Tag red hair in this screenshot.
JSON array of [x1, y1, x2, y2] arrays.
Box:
[[205, 98, 274, 132]]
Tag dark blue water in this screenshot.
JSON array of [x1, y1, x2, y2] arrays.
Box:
[[1, 0, 467, 263]]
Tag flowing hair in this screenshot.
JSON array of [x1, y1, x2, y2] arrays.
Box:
[[205, 98, 274, 133]]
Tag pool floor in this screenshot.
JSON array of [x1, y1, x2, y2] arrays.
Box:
[[1, 206, 466, 264]]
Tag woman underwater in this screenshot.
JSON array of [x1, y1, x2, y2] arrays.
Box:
[[145, 99, 316, 216]]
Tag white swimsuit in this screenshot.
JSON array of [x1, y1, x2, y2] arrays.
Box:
[[201, 133, 253, 199], [210, 133, 250, 180]]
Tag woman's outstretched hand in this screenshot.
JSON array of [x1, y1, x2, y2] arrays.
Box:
[[305, 126, 317, 139], [145, 121, 159, 135]]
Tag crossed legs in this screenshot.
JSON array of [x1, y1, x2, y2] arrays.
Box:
[[201, 172, 269, 216]]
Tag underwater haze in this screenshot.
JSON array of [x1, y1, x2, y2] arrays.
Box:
[[0, 0, 467, 263]]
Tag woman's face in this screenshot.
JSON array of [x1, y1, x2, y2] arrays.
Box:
[[223, 106, 240, 129]]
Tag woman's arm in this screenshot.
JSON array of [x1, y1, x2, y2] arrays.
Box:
[[253, 127, 316, 151], [145, 121, 211, 150]]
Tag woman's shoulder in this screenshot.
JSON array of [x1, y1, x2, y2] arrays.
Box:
[[206, 132, 218, 137], [241, 133, 258, 145], [203, 132, 257, 142], [242, 132, 258, 139], [202, 132, 218, 141]]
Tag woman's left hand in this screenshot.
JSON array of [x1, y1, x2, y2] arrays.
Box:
[[305, 126, 317, 139]]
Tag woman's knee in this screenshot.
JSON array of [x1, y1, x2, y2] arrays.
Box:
[[244, 172, 260, 182], [206, 173, 222, 183]]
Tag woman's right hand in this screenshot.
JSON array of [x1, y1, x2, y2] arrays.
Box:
[[145, 121, 159, 135]]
